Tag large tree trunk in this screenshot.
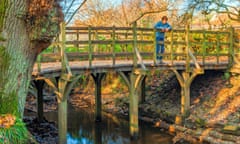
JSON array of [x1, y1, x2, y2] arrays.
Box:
[[0, 0, 62, 117]]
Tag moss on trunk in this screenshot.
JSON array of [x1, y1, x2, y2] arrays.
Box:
[[0, 0, 62, 117], [0, 0, 8, 32]]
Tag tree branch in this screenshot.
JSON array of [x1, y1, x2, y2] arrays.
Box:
[[130, 9, 168, 25], [66, 0, 87, 25]]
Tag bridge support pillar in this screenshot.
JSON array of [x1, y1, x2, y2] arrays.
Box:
[[139, 76, 146, 103], [57, 75, 71, 144], [54, 74, 81, 144], [119, 69, 146, 139], [91, 73, 106, 122], [33, 80, 45, 122], [172, 69, 203, 117]]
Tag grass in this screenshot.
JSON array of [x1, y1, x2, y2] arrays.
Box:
[[0, 117, 28, 144]]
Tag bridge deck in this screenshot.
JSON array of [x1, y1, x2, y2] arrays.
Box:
[[32, 59, 229, 78]]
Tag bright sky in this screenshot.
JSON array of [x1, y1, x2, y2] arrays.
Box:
[[64, 0, 240, 24]]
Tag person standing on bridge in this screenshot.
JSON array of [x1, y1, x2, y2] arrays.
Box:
[[154, 16, 172, 64]]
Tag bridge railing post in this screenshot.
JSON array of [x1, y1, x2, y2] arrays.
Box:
[[37, 54, 42, 72], [216, 32, 220, 64], [153, 28, 157, 65], [60, 22, 66, 71], [170, 29, 174, 65], [229, 27, 234, 66], [60, 22, 72, 75], [112, 26, 116, 66], [185, 24, 190, 72], [88, 26, 93, 67], [202, 31, 207, 65], [133, 22, 138, 67]]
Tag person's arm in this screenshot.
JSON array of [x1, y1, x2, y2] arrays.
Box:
[[166, 23, 172, 32]]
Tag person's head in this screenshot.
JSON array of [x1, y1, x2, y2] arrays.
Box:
[[161, 16, 168, 24]]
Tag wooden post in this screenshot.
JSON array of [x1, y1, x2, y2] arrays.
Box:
[[55, 76, 60, 85], [91, 73, 106, 122], [170, 29, 174, 65], [172, 69, 203, 117], [185, 24, 190, 72], [181, 72, 190, 115], [76, 30, 79, 49], [216, 32, 220, 64], [58, 77, 68, 144], [125, 30, 128, 56], [58, 22, 75, 144], [94, 123, 102, 144], [37, 54, 42, 73], [112, 26, 116, 66], [33, 80, 45, 122], [60, 22, 66, 72], [202, 31, 207, 65], [118, 69, 146, 139], [133, 22, 138, 67], [88, 26, 93, 67], [139, 76, 146, 103], [229, 27, 234, 65], [140, 29, 144, 51], [56, 74, 81, 144], [58, 99, 67, 144], [153, 28, 157, 64], [129, 72, 139, 139]]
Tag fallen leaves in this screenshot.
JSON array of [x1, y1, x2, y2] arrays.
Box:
[[0, 114, 16, 129]]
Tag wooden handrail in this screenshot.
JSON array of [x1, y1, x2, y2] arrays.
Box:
[[36, 26, 234, 73]]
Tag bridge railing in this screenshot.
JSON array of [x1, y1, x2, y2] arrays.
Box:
[[163, 29, 234, 66], [66, 26, 155, 67], [36, 26, 235, 71]]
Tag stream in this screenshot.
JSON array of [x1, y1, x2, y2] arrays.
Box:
[[44, 104, 173, 144]]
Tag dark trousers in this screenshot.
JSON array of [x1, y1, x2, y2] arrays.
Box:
[[156, 37, 165, 60]]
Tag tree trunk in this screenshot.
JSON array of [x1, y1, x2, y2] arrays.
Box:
[[0, 0, 62, 117]]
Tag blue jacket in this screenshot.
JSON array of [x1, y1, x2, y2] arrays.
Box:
[[154, 21, 172, 39]]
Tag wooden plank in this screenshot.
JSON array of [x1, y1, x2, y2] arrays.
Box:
[[66, 27, 89, 30], [66, 31, 152, 36], [66, 40, 137, 45], [32, 60, 230, 79]]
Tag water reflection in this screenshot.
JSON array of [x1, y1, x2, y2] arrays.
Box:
[[45, 105, 172, 144]]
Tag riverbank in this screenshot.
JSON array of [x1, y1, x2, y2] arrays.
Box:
[[24, 70, 240, 143], [69, 70, 240, 143]]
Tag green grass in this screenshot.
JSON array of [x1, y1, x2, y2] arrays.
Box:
[[0, 117, 28, 144]]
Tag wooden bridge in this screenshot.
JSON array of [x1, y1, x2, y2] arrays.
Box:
[[31, 23, 239, 143]]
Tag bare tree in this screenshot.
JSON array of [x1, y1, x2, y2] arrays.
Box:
[[73, 0, 180, 27], [185, 0, 240, 22], [74, 0, 118, 26]]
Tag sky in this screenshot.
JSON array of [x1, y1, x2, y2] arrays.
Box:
[[63, 0, 240, 25]]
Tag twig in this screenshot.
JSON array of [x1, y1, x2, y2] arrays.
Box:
[[66, 0, 87, 25]]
